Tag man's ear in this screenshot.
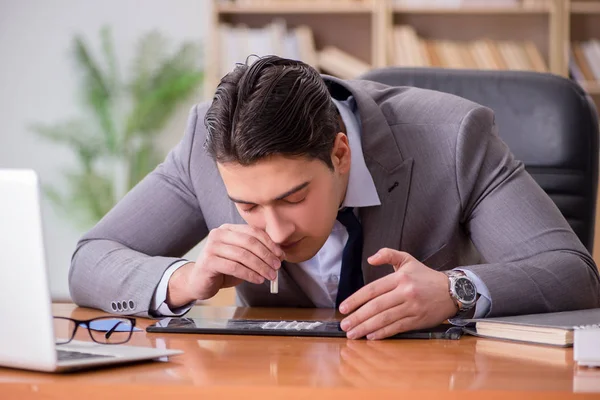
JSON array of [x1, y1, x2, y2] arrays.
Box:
[[331, 132, 351, 174]]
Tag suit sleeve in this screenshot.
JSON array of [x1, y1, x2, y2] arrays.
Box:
[[455, 106, 600, 317], [69, 104, 210, 317]]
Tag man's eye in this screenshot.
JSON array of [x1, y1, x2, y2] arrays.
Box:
[[242, 205, 257, 213], [285, 198, 305, 205]]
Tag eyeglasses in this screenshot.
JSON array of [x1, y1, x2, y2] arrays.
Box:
[[53, 316, 136, 345]]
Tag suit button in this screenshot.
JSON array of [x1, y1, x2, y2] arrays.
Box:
[[128, 300, 135, 310], [117, 302, 122, 311], [111, 302, 117, 311], [122, 301, 128, 310]]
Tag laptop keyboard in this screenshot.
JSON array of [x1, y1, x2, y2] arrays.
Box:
[[57, 349, 115, 361]]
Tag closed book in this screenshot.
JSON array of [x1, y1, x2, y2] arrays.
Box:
[[294, 25, 317, 68], [582, 40, 600, 81], [459, 308, 600, 347], [316, 46, 371, 79], [484, 39, 508, 70], [573, 42, 596, 82], [523, 41, 548, 73]]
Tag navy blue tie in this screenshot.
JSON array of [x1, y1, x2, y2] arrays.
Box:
[[335, 207, 365, 308]]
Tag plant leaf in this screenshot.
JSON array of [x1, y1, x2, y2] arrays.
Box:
[[65, 169, 115, 225], [125, 42, 203, 138], [100, 25, 119, 93], [30, 119, 106, 161], [73, 34, 119, 154], [130, 30, 169, 101]]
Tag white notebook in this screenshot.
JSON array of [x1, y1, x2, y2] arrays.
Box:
[[574, 327, 600, 367], [459, 308, 600, 347]]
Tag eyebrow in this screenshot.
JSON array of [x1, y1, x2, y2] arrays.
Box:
[[228, 181, 310, 205]]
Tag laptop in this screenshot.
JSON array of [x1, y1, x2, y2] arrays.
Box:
[[0, 169, 183, 372]]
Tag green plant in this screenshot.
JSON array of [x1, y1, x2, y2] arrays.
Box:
[[31, 26, 203, 229]]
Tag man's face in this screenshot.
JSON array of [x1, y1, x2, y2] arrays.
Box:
[[217, 133, 351, 263]]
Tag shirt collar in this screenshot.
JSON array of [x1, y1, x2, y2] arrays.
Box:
[[331, 96, 381, 209]]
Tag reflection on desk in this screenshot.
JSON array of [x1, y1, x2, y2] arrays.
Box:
[[0, 303, 598, 400], [574, 368, 600, 393]]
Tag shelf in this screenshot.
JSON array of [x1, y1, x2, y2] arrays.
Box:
[[392, 6, 550, 14], [580, 81, 600, 94], [216, 2, 374, 14], [571, 2, 600, 14]]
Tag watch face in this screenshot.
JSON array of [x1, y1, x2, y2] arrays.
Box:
[[455, 277, 477, 303]]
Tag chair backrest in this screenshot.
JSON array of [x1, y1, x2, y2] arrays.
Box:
[[359, 68, 599, 252]]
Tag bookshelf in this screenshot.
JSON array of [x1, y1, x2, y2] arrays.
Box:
[[208, 0, 600, 264], [207, 0, 579, 94], [569, 0, 600, 106], [582, 81, 600, 94], [216, 2, 374, 13], [392, 5, 551, 14], [207, 0, 387, 95], [571, 0, 600, 12]]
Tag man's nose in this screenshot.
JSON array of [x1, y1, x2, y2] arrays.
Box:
[[264, 210, 294, 245]]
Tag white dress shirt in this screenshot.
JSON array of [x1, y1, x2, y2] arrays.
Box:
[[150, 96, 492, 317]]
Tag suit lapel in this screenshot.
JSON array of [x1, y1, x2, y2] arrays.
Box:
[[324, 75, 414, 284], [360, 158, 413, 283]]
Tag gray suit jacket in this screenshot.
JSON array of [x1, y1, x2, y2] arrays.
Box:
[[69, 76, 600, 317]]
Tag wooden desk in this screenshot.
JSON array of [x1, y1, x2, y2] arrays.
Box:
[[1, 304, 599, 399]]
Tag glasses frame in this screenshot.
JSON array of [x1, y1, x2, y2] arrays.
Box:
[[53, 316, 137, 345]]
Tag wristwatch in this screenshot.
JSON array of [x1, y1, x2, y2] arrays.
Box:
[[444, 270, 478, 318]]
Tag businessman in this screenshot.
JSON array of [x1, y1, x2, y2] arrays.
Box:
[[70, 56, 600, 340]]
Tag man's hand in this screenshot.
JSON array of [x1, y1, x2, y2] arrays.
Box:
[[166, 224, 284, 308], [339, 248, 457, 340]]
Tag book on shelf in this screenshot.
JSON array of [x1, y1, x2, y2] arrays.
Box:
[[390, 24, 548, 72], [460, 308, 600, 347], [217, 19, 368, 80], [217, 20, 317, 77], [317, 46, 371, 79], [423, 40, 442, 67], [571, 40, 600, 84], [523, 41, 548, 73], [391, 25, 428, 67], [469, 40, 498, 69], [570, 51, 586, 83], [571, 42, 596, 82], [294, 25, 317, 69]]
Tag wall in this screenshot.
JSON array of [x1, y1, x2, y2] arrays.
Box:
[[0, 0, 210, 300]]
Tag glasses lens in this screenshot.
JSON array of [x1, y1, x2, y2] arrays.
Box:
[[53, 317, 76, 344], [88, 318, 134, 344]]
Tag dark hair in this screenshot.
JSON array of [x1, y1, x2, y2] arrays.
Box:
[[204, 56, 339, 169]]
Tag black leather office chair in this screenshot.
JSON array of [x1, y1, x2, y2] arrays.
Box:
[[359, 68, 599, 252]]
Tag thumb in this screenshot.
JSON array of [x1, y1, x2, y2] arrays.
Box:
[[368, 248, 413, 271]]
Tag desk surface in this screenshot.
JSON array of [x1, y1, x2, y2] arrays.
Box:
[[1, 304, 599, 399]]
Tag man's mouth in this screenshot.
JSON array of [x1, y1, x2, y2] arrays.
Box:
[[280, 238, 303, 250]]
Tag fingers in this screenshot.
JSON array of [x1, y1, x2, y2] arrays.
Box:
[[363, 315, 420, 341], [345, 302, 418, 340], [213, 243, 277, 281], [205, 224, 284, 282], [368, 248, 413, 271], [206, 255, 265, 285], [340, 287, 406, 336], [339, 274, 398, 314]]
